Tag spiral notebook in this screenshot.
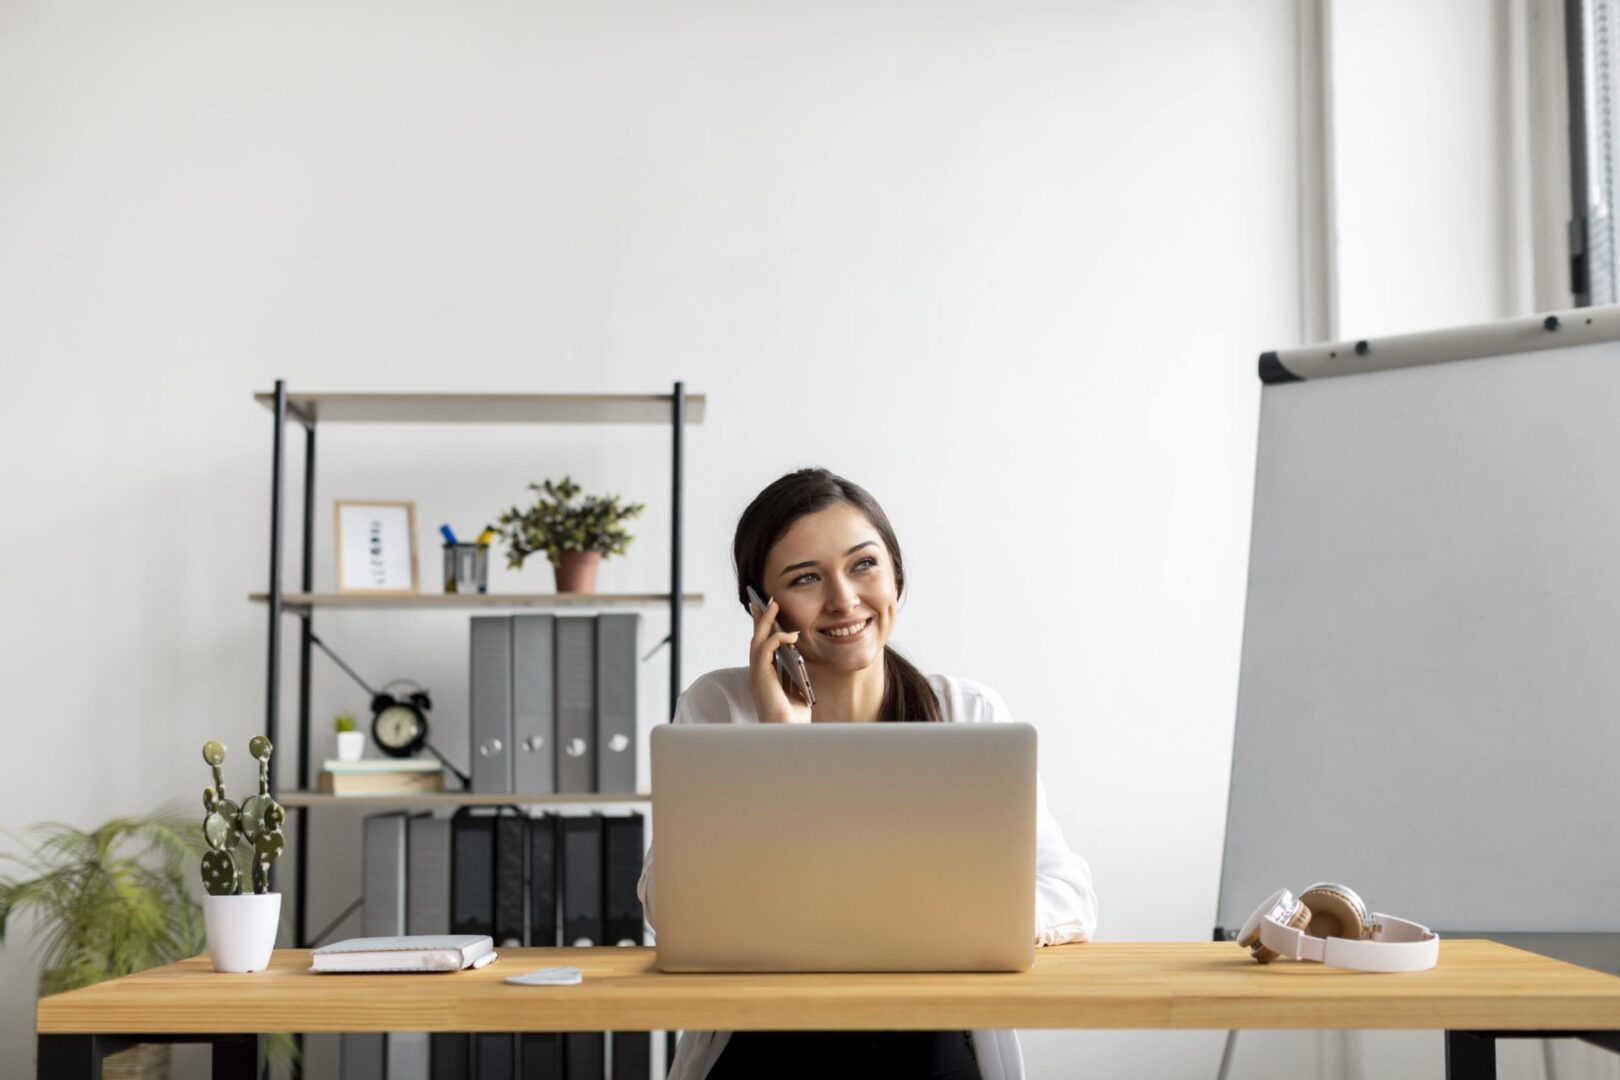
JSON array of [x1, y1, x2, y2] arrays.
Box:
[[310, 934, 497, 973]]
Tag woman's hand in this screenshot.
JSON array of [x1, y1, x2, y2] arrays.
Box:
[[749, 597, 813, 724]]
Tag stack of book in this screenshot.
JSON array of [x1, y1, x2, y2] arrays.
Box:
[[318, 758, 446, 796]]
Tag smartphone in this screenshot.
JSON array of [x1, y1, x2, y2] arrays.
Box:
[[746, 585, 816, 706]]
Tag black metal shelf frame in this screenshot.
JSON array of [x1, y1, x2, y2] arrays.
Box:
[[261, 380, 690, 951]]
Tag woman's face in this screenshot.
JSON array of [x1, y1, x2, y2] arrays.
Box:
[[761, 502, 898, 675]]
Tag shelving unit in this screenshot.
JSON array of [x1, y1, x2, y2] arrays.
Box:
[[251, 592, 704, 610], [257, 383, 702, 954], [278, 791, 653, 809]]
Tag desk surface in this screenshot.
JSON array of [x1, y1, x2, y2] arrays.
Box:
[[35, 942, 1620, 1035]]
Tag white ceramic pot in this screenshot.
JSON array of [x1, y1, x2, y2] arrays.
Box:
[[336, 730, 365, 761], [204, 893, 281, 973]]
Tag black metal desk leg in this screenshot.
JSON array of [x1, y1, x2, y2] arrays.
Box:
[[39, 1035, 98, 1080], [1446, 1031, 1497, 1080], [37, 1034, 144, 1080], [212, 1033, 262, 1079]]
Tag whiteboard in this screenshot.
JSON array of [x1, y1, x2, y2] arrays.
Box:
[[1216, 311, 1620, 935]]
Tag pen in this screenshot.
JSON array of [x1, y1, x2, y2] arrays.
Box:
[[439, 524, 459, 545]]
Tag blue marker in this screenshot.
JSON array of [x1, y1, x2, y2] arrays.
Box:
[[439, 524, 459, 545]]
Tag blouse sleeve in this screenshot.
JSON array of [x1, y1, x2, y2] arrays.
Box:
[[982, 685, 1099, 945], [635, 676, 734, 932]]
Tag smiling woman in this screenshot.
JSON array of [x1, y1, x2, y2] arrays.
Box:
[[733, 470, 938, 727], [638, 467, 1099, 1080]]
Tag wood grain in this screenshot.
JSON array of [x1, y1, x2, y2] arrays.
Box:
[[35, 942, 1620, 1035]]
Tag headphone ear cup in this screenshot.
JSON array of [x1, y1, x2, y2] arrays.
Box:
[[1298, 883, 1369, 940], [1250, 899, 1312, 964]]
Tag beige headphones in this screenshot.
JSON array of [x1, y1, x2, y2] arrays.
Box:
[[1237, 882, 1439, 973]]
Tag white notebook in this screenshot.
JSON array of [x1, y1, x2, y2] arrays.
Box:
[[310, 934, 496, 973]]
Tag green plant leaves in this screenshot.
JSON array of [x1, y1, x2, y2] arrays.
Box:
[[493, 475, 646, 571], [0, 807, 207, 993]]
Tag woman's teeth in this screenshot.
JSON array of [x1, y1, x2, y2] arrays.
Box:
[[822, 619, 869, 638]]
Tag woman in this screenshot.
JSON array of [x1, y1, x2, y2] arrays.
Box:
[[638, 468, 1098, 1080]]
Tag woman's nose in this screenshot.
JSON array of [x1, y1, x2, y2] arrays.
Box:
[[829, 577, 860, 612]]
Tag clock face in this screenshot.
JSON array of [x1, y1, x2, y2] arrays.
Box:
[[374, 704, 422, 752]]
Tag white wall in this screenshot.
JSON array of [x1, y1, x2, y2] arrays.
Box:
[[0, 3, 1601, 1079]]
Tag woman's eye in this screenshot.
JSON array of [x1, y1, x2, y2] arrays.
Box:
[[791, 558, 874, 587]]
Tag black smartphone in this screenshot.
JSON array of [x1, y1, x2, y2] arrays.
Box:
[[746, 585, 816, 706]]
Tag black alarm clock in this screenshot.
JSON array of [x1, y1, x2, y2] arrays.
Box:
[[369, 680, 432, 758]]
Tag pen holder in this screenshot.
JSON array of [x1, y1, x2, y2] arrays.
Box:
[[443, 543, 489, 594]]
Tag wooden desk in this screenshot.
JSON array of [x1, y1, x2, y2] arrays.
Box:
[[36, 941, 1620, 1079]]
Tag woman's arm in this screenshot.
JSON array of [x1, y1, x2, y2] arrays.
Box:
[[1033, 775, 1098, 944], [973, 681, 1099, 944]]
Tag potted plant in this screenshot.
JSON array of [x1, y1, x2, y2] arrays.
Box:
[[198, 737, 285, 974], [0, 808, 203, 1079], [494, 476, 646, 593], [333, 711, 364, 762]]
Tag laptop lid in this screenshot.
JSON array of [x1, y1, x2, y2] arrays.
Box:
[[650, 722, 1036, 972]]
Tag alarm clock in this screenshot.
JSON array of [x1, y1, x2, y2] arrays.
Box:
[[370, 680, 432, 758]]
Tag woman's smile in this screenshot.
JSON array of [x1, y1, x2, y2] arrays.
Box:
[[819, 617, 871, 642]]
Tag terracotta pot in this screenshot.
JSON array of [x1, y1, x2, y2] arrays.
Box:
[[555, 551, 601, 593]]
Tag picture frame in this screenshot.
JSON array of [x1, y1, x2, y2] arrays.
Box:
[[335, 500, 420, 595]]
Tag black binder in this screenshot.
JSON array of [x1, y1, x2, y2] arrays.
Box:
[[610, 1032, 649, 1080], [519, 1032, 564, 1080], [431, 1033, 470, 1080], [451, 810, 496, 937], [560, 815, 604, 947], [473, 1033, 516, 1080], [563, 1032, 604, 1080], [602, 814, 645, 948], [495, 811, 528, 947], [603, 813, 648, 1078], [529, 814, 559, 946]]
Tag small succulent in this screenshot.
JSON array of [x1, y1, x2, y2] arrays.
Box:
[[199, 738, 285, 896], [332, 712, 357, 734], [495, 477, 646, 571]]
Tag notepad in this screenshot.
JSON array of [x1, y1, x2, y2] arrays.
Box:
[[310, 934, 496, 973]]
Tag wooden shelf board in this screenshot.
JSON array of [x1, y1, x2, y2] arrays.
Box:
[[253, 391, 705, 426], [250, 592, 703, 610], [277, 791, 651, 808]]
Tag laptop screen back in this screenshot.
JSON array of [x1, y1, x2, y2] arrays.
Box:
[[650, 722, 1036, 972]]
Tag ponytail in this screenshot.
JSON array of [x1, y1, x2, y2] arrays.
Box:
[[881, 645, 942, 724]]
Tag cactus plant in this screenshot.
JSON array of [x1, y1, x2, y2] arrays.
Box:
[[199, 739, 284, 896]]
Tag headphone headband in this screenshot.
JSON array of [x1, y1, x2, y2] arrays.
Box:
[[1238, 886, 1439, 973]]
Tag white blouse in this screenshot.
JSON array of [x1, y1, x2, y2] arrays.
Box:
[[637, 666, 1099, 1080]]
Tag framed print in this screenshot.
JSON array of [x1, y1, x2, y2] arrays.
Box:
[[335, 500, 420, 594]]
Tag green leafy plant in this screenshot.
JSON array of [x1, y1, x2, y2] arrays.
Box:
[[0, 808, 203, 996], [0, 808, 300, 1076], [495, 476, 646, 570], [332, 712, 357, 734]]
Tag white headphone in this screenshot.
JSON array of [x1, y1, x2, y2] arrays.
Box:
[[1237, 883, 1439, 973]]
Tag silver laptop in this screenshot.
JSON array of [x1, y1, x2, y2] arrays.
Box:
[[650, 722, 1037, 972]]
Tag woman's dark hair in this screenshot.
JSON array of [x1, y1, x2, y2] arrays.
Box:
[[733, 468, 941, 724]]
